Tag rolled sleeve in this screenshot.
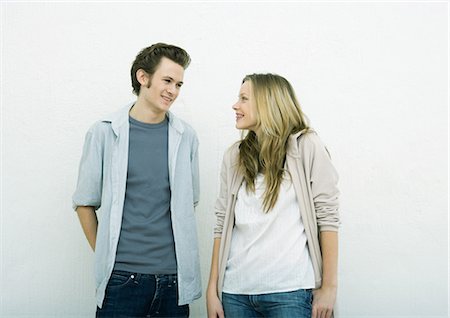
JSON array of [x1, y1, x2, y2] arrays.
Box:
[[191, 136, 200, 208], [213, 151, 229, 238], [306, 133, 340, 232], [72, 125, 104, 211]]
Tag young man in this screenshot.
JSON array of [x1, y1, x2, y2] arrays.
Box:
[[72, 43, 201, 317]]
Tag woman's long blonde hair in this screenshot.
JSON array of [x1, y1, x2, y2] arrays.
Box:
[[238, 73, 309, 212]]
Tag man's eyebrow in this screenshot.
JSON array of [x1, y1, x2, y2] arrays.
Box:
[[164, 76, 183, 84]]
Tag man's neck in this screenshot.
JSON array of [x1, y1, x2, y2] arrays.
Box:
[[130, 100, 166, 124]]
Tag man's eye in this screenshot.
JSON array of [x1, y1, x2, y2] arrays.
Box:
[[177, 83, 183, 88], [164, 79, 170, 83]]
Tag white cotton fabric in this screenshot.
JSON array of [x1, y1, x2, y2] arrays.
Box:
[[222, 173, 315, 295]]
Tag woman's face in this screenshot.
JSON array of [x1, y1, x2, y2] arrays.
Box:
[[232, 81, 258, 131]]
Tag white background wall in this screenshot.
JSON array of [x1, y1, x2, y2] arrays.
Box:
[[1, 1, 448, 317]]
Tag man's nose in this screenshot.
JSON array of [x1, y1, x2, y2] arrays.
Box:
[[166, 85, 176, 95]]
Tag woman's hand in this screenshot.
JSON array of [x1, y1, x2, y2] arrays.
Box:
[[312, 286, 336, 318], [206, 292, 225, 318]]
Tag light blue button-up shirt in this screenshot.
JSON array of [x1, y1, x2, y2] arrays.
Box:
[[72, 103, 201, 308]]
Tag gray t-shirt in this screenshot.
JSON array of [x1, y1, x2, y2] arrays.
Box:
[[114, 115, 177, 274]]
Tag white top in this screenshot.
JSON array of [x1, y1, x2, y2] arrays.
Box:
[[222, 173, 315, 294]]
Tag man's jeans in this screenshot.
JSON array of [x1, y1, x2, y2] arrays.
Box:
[[96, 270, 189, 318], [222, 289, 312, 318]]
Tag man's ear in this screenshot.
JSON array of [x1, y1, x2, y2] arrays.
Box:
[[136, 69, 149, 86]]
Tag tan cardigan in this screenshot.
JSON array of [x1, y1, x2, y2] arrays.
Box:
[[214, 130, 340, 298]]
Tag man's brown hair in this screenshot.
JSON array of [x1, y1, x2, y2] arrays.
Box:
[[130, 43, 191, 95]]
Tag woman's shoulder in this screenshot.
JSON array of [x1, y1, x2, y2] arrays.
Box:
[[298, 129, 322, 147], [297, 130, 334, 162], [222, 141, 240, 165], [287, 129, 317, 153]]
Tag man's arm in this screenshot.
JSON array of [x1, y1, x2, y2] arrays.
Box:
[[191, 136, 200, 207], [76, 206, 98, 251], [73, 125, 104, 251]]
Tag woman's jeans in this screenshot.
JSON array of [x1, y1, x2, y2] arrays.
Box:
[[96, 270, 189, 318], [222, 289, 312, 318]]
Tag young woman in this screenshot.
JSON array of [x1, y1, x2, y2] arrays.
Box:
[[207, 73, 340, 318]]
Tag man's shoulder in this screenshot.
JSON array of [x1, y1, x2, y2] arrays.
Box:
[[168, 112, 198, 139], [87, 103, 133, 135], [87, 119, 112, 135], [100, 102, 133, 123], [180, 119, 197, 137]]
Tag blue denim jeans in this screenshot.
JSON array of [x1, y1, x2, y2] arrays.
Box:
[[222, 289, 312, 318], [96, 270, 189, 318]]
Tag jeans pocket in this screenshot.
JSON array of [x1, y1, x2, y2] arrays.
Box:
[[294, 289, 313, 310], [107, 271, 135, 289]]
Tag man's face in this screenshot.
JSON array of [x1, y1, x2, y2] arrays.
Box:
[[141, 57, 185, 114]]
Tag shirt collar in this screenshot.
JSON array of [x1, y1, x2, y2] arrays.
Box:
[[101, 102, 184, 136]]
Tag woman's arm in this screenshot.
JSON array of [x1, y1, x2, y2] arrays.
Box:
[[312, 231, 338, 318], [302, 133, 340, 318], [207, 145, 237, 317], [206, 238, 225, 318]]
